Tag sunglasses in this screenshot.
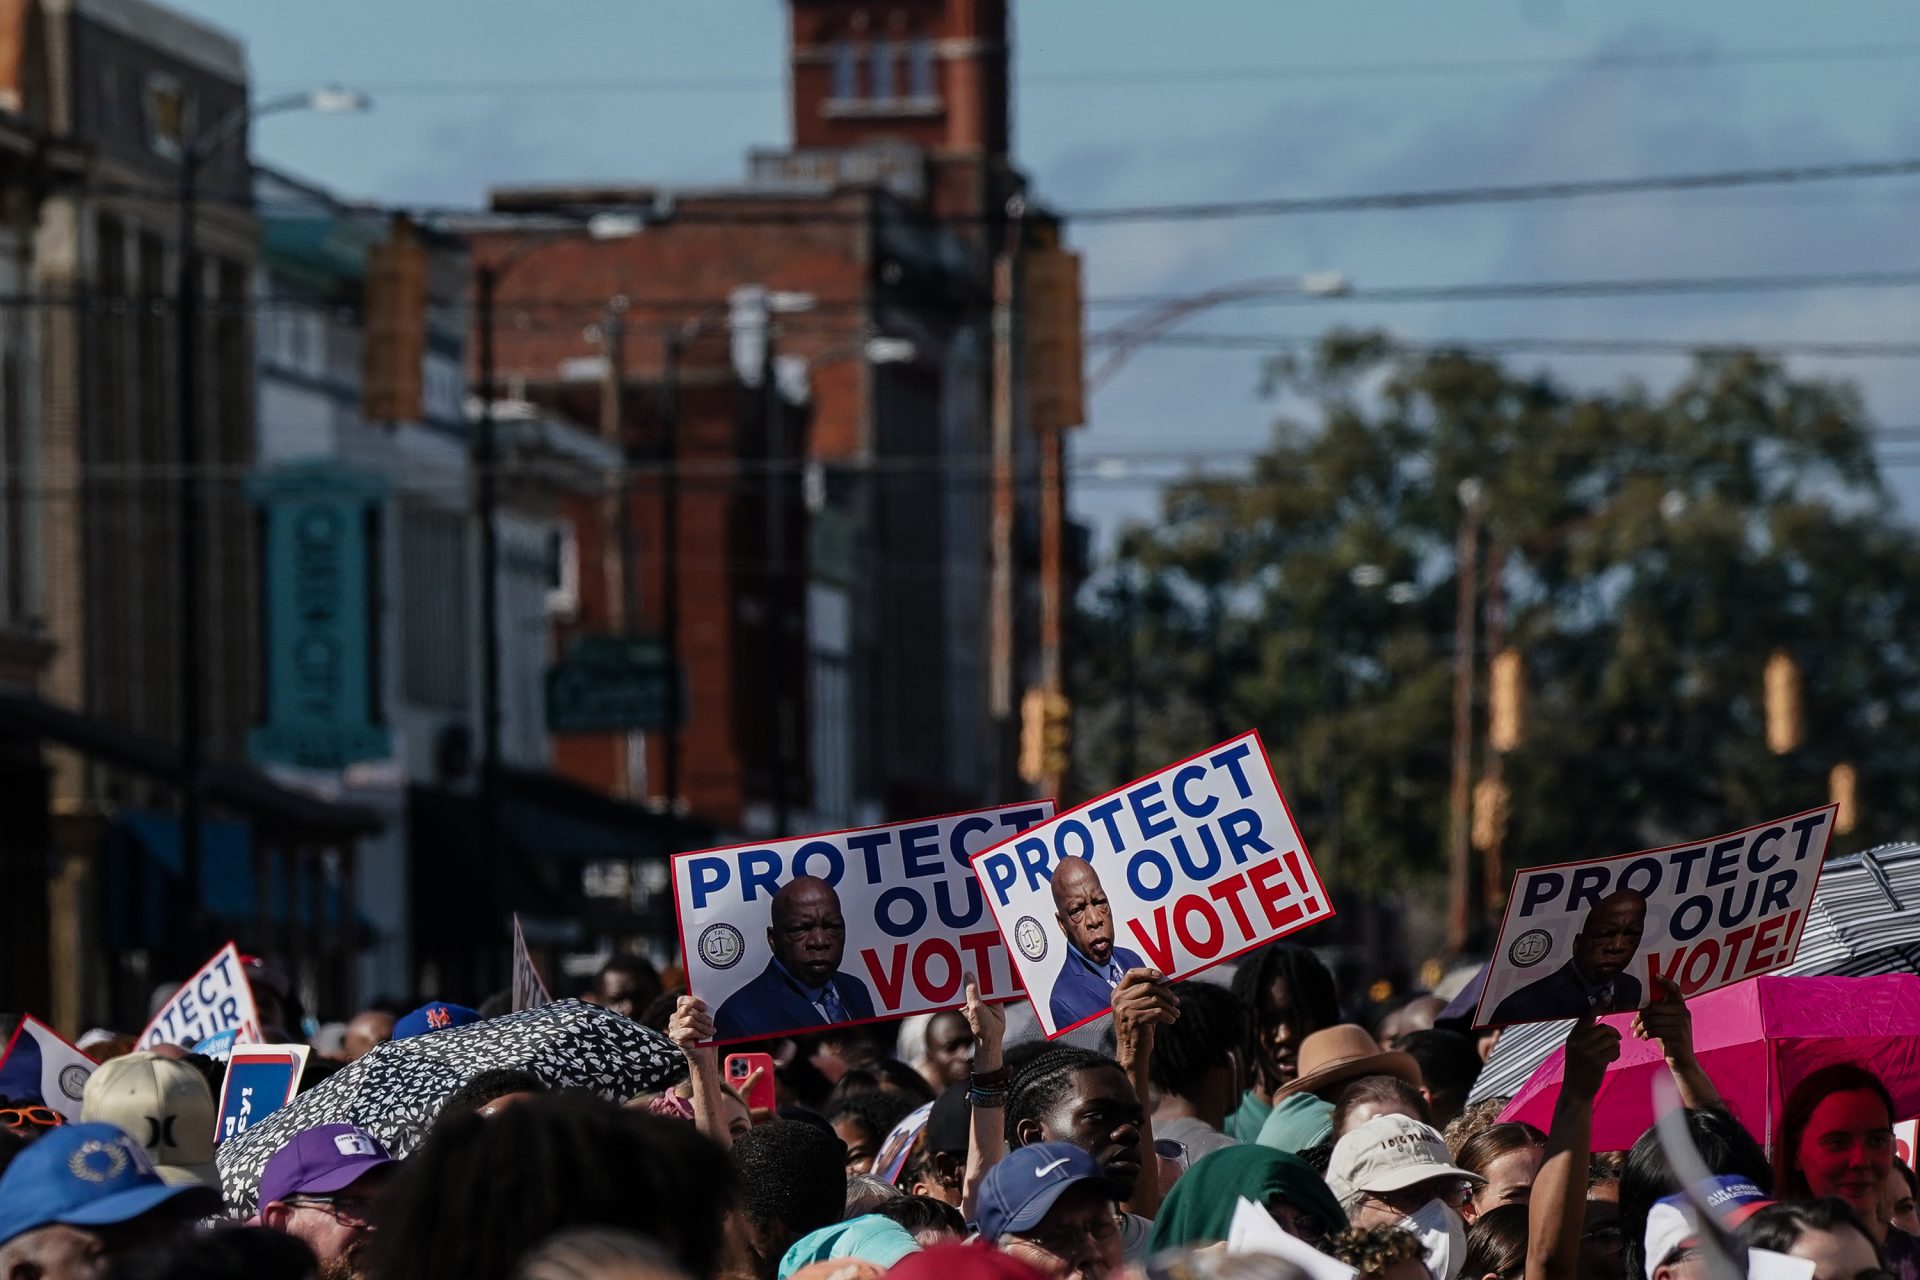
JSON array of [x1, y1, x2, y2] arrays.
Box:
[[0, 1106, 63, 1130]]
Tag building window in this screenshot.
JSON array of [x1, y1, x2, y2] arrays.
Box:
[[909, 38, 936, 98], [871, 40, 896, 99], [400, 501, 471, 710], [832, 40, 859, 101], [143, 72, 190, 160]]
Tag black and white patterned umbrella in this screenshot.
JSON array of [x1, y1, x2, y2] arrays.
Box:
[[214, 1000, 686, 1215]]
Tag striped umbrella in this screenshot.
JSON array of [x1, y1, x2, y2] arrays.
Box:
[[1467, 843, 1920, 1104]]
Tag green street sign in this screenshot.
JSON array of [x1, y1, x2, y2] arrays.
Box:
[[544, 634, 685, 735]]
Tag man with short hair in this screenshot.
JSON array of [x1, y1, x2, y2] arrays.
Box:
[[1046, 857, 1147, 1029], [977, 1142, 1124, 1280], [714, 877, 877, 1041], [340, 1011, 395, 1062], [1492, 890, 1647, 1024], [728, 1118, 849, 1280], [1147, 980, 1246, 1161], [596, 955, 664, 1022], [258, 1123, 396, 1280], [0, 1123, 220, 1280]]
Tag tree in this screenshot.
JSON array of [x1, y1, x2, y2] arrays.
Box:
[[1075, 331, 1920, 908]]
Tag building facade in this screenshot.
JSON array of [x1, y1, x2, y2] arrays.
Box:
[[469, 0, 1048, 866]]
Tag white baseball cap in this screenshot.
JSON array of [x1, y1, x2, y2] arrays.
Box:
[[80, 1053, 218, 1190], [1327, 1113, 1481, 1201]]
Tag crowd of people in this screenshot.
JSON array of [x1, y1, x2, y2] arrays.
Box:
[[0, 942, 1913, 1280]]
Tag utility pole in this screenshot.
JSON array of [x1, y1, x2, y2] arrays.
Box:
[[1478, 543, 1511, 923], [176, 143, 205, 956], [1446, 479, 1484, 953], [475, 265, 503, 829], [659, 332, 683, 812]]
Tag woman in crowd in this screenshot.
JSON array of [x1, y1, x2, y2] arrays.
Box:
[[1227, 945, 1343, 1142], [1457, 1124, 1546, 1223], [1147, 1145, 1347, 1253], [1774, 1064, 1919, 1280], [1324, 1225, 1432, 1280], [1740, 1201, 1887, 1280], [1890, 1161, 1920, 1239], [1462, 1204, 1530, 1280]]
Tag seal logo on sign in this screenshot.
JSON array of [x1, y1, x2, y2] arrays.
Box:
[[58, 1065, 90, 1102], [1509, 928, 1554, 968], [1015, 916, 1049, 962], [699, 923, 745, 970]]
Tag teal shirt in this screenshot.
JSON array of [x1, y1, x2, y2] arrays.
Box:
[[1225, 1090, 1272, 1144]]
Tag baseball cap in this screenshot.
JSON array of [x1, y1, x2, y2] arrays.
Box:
[[392, 1002, 480, 1040], [0, 1122, 222, 1247], [1328, 1114, 1482, 1199], [80, 1052, 219, 1189], [1642, 1177, 1774, 1280], [974, 1141, 1118, 1240], [258, 1124, 396, 1209]]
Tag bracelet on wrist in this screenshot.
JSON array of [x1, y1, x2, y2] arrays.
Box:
[[970, 1066, 1011, 1090]]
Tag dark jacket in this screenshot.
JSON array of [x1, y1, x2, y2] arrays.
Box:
[[1048, 942, 1146, 1028], [713, 960, 877, 1041], [1491, 959, 1642, 1025]]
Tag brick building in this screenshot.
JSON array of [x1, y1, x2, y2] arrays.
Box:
[[468, 0, 1050, 856]]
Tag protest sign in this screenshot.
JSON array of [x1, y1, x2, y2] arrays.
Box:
[[141, 942, 262, 1049], [1475, 806, 1835, 1028], [973, 731, 1331, 1038], [0, 1015, 98, 1122], [1897, 1119, 1919, 1168], [512, 914, 552, 1012], [673, 800, 1056, 1045], [192, 1029, 239, 1063], [216, 1044, 310, 1143]]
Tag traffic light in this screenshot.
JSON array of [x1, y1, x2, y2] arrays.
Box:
[[1831, 762, 1858, 834], [1025, 247, 1085, 433], [1764, 650, 1803, 755], [1488, 647, 1525, 753], [1472, 776, 1510, 853], [1019, 687, 1072, 786], [365, 216, 427, 424]]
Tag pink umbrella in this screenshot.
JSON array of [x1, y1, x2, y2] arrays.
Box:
[[1498, 973, 1920, 1153]]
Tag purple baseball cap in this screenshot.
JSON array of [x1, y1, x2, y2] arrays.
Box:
[[258, 1124, 396, 1208]]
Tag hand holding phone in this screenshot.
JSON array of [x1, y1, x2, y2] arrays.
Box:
[[724, 1052, 777, 1116]]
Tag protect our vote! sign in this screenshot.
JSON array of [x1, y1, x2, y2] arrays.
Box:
[[140, 942, 262, 1049], [673, 800, 1055, 1045], [1474, 805, 1835, 1028], [974, 731, 1332, 1038]]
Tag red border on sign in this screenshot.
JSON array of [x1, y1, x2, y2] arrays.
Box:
[[671, 800, 1058, 1048], [969, 729, 1335, 1040], [139, 940, 261, 1047], [214, 1045, 307, 1144], [1471, 802, 1839, 1030]]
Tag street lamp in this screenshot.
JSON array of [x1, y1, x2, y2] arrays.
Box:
[[176, 85, 368, 950]]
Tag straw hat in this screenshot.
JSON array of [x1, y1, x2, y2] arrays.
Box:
[[1273, 1023, 1424, 1102]]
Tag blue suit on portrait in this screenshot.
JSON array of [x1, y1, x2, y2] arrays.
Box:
[[713, 959, 877, 1041], [1048, 943, 1146, 1029]]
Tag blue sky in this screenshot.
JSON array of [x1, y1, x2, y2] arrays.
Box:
[[176, 0, 1920, 538]]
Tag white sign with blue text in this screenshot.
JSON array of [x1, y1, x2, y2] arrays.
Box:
[[140, 942, 262, 1050], [973, 731, 1332, 1038], [1474, 806, 1835, 1029], [672, 801, 1056, 1046]]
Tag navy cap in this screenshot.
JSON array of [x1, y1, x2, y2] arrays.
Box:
[[974, 1142, 1117, 1240], [392, 1002, 480, 1040], [0, 1123, 222, 1248]]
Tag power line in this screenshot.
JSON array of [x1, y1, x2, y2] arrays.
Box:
[[1088, 332, 1920, 359], [257, 41, 1920, 100], [1087, 268, 1920, 311]]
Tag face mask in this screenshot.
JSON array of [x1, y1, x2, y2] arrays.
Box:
[[1399, 1198, 1467, 1280]]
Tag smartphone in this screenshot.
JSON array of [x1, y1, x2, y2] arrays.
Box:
[[724, 1052, 777, 1114]]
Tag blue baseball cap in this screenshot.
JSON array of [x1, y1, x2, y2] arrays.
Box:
[[0, 1123, 222, 1247], [974, 1142, 1118, 1240], [392, 1002, 480, 1040]]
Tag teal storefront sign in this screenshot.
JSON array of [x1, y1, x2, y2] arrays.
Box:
[[247, 462, 391, 771]]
